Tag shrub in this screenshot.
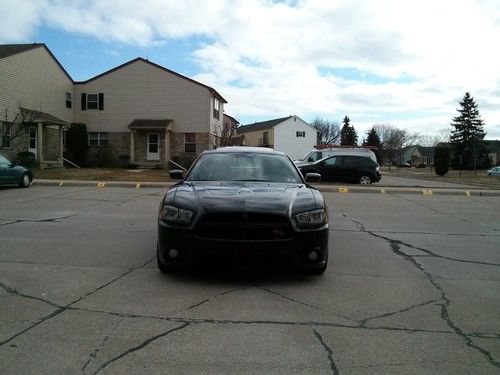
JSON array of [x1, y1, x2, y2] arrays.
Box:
[[94, 146, 116, 167], [434, 146, 450, 176], [15, 151, 36, 168]]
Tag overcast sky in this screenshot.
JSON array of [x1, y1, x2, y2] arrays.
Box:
[[1, 0, 499, 140]]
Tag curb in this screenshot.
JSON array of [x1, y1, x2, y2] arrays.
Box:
[[31, 179, 500, 196]]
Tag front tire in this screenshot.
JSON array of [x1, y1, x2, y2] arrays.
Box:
[[19, 173, 31, 188], [359, 174, 372, 185]]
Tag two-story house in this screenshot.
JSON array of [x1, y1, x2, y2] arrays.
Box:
[[0, 44, 73, 167], [237, 116, 317, 159], [0, 43, 227, 168]]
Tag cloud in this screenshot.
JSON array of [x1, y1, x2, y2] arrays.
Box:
[[1, 0, 499, 138]]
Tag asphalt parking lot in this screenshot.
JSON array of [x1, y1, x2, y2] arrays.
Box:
[[0, 185, 499, 374]]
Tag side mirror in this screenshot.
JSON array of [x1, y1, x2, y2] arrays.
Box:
[[305, 173, 321, 183], [169, 169, 184, 179]]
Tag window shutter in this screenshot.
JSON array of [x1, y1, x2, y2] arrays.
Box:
[[98, 93, 104, 110], [81, 93, 87, 111]]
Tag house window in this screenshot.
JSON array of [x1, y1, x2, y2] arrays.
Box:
[[213, 97, 220, 119], [87, 94, 98, 110], [185, 133, 196, 153], [88, 132, 109, 146], [1, 122, 11, 148], [81, 93, 104, 110], [296, 131, 305, 137], [66, 92, 72, 108]]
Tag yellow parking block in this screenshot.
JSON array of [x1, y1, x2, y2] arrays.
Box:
[[465, 191, 471, 197], [97, 182, 106, 188], [136, 183, 141, 189], [380, 188, 386, 194], [59, 182, 64, 187], [339, 187, 349, 193], [423, 189, 433, 195]]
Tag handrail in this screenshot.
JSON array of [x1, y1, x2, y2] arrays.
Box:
[[168, 159, 187, 171], [61, 157, 81, 168]]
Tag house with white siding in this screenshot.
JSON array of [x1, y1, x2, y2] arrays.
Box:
[[237, 116, 317, 160], [0, 43, 227, 168]]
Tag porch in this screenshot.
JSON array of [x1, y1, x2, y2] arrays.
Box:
[[128, 119, 173, 168]]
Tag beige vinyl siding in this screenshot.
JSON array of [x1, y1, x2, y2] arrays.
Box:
[[74, 60, 213, 134], [0, 46, 73, 123], [242, 129, 274, 147]]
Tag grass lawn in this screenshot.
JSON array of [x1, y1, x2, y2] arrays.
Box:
[[33, 168, 173, 182], [382, 167, 500, 189], [32, 166, 500, 189]]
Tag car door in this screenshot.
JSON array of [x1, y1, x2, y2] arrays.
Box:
[[341, 156, 360, 182], [0, 155, 17, 184], [318, 156, 342, 181]]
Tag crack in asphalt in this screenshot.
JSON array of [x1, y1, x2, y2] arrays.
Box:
[[334, 228, 498, 237], [175, 286, 252, 314], [82, 317, 124, 373], [0, 281, 63, 310], [350, 218, 500, 267], [0, 214, 78, 227], [90, 322, 190, 375], [313, 329, 340, 375], [65, 306, 458, 335], [360, 299, 443, 327], [348, 215, 500, 369], [257, 286, 358, 324], [0, 256, 155, 348]]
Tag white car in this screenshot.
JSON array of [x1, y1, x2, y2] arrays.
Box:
[[487, 166, 500, 176]]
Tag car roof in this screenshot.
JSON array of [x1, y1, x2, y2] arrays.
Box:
[[203, 146, 286, 156]]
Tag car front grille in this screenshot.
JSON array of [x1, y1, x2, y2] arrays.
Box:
[[195, 212, 293, 241]]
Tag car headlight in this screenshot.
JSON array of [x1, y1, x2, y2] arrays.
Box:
[[160, 205, 194, 225], [294, 208, 328, 228]]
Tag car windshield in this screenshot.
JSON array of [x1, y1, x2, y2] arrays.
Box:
[[298, 151, 322, 162], [186, 152, 303, 183]]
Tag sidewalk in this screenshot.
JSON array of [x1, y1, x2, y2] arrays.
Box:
[[32, 178, 500, 196]]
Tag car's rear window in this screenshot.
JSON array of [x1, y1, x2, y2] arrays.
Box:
[[187, 152, 303, 183]]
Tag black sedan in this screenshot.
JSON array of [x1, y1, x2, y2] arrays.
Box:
[[0, 154, 33, 187], [157, 147, 329, 274]]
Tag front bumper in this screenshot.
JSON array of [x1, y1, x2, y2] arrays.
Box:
[[157, 221, 329, 270]]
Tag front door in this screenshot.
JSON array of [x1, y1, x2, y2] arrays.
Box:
[[147, 133, 159, 161], [29, 127, 37, 157]]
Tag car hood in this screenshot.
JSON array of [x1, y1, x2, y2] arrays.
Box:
[[164, 181, 324, 216]]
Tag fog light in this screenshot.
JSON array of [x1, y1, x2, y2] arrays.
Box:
[[308, 251, 318, 261], [168, 249, 179, 259]]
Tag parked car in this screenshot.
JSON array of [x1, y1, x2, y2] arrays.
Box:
[[487, 166, 500, 176], [0, 154, 33, 187], [295, 147, 377, 166], [157, 147, 329, 274], [299, 154, 381, 184]]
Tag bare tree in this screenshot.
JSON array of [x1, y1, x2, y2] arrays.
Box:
[[1, 107, 38, 151], [310, 117, 340, 145], [374, 124, 418, 166], [417, 134, 441, 147], [211, 114, 243, 148]]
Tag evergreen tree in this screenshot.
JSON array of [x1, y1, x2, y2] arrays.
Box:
[[363, 127, 382, 163], [450, 92, 487, 172], [340, 116, 358, 145], [364, 127, 382, 148]]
